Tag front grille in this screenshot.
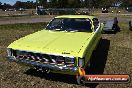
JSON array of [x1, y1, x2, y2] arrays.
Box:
[[12, 50, 75, 66]]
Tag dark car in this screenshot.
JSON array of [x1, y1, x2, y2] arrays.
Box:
[[103, 17, 120, 33], [129, 20, 132, 31], [126, 7, 132, 12], [102, 8, 108, 13]]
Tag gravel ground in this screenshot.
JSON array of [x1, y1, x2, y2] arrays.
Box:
[[0, 13, 132, 25], [0, 15, 55, 25], [0, 16, 132, 88]]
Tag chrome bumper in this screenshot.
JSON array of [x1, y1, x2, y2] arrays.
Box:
[[7, 56, 79, 74]]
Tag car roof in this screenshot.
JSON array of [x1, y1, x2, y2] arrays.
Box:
[[55, 15, 95, 20]]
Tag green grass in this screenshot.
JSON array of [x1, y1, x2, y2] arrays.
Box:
[[0, 22, 47, 30], [0, 23, 47, 56], [0, 15, 55, 21]]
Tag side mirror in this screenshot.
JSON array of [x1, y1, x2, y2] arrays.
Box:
[[100, 23, 104, 33]]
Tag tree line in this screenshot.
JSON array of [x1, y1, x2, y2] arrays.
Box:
[[0, 0, 132, 10], [37, 0, 132, 8], [0, 1, 36, 10]]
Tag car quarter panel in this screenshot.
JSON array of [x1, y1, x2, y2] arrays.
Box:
[[78, 23, 103, 66]]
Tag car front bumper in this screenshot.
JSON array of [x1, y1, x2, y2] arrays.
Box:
[[7, 56, 79, 75]]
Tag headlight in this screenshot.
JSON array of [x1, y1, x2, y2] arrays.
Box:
[[78, 58, 84, 67], [65, 57, 75, 67], [65, 57, 75, 64], [7, 48, 12, 56], [56, 56, 64, 64]]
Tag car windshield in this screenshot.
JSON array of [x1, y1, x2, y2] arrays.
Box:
[[46, 18, 92, 32]]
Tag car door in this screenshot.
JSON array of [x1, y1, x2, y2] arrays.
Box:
[[92, 18, 101, 50], [84, 18, 100, 65]]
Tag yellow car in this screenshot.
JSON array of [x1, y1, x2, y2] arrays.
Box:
[[7, 15, 104, 82]]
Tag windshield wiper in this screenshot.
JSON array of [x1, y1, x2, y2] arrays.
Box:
[[49, 28, 65, 32], [69, 30, 79, 32], [54, 29, 62, 31], [65, 28, 79, 32]]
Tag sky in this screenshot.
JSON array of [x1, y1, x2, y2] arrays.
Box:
[[0, 0, 36, 5]]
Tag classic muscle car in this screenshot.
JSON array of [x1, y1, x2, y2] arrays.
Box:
[[7, 15, 104, 82]]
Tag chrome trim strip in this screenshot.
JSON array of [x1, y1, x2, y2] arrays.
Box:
[[7, 56, 78, 72], [7, 48, 75, 58]]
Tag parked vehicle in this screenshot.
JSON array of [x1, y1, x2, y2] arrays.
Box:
[[129, 20, 132, 31], [5, 9, 15, 11], [126, 7, 132, 12], [102, 8, 109, 13], [103, 17, 120, 33], [7, 15, 104, 84]]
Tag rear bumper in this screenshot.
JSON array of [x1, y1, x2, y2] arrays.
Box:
[[7, 56, 79, 75]]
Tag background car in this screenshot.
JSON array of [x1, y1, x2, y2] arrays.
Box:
[[102, 8, 109, 13], [126, 7, 132, 12], [103, 17, 120, 33], [129, 20, 132, 31]]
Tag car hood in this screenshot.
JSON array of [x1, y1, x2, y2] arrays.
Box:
[[8, 30, 92, 57]]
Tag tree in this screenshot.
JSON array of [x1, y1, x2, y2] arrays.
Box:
[[37, 0, 47, 8], [3, 3, 12, 9], [67, 0, 81, 8], [13, 1, 36, 9], [56, 0, 69, 8], [14, 1, 23, 8], [50, 0, 58, 8], [38, 0, 81, 8], [120, 0, 132, 7], [0, 2, 2, 9], [37, 0, 131, 8]]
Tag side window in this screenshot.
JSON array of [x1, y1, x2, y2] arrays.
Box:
[[92, 18, 99, 31]]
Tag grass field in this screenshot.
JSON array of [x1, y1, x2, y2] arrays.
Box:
[[0, 21, 132, 88]]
